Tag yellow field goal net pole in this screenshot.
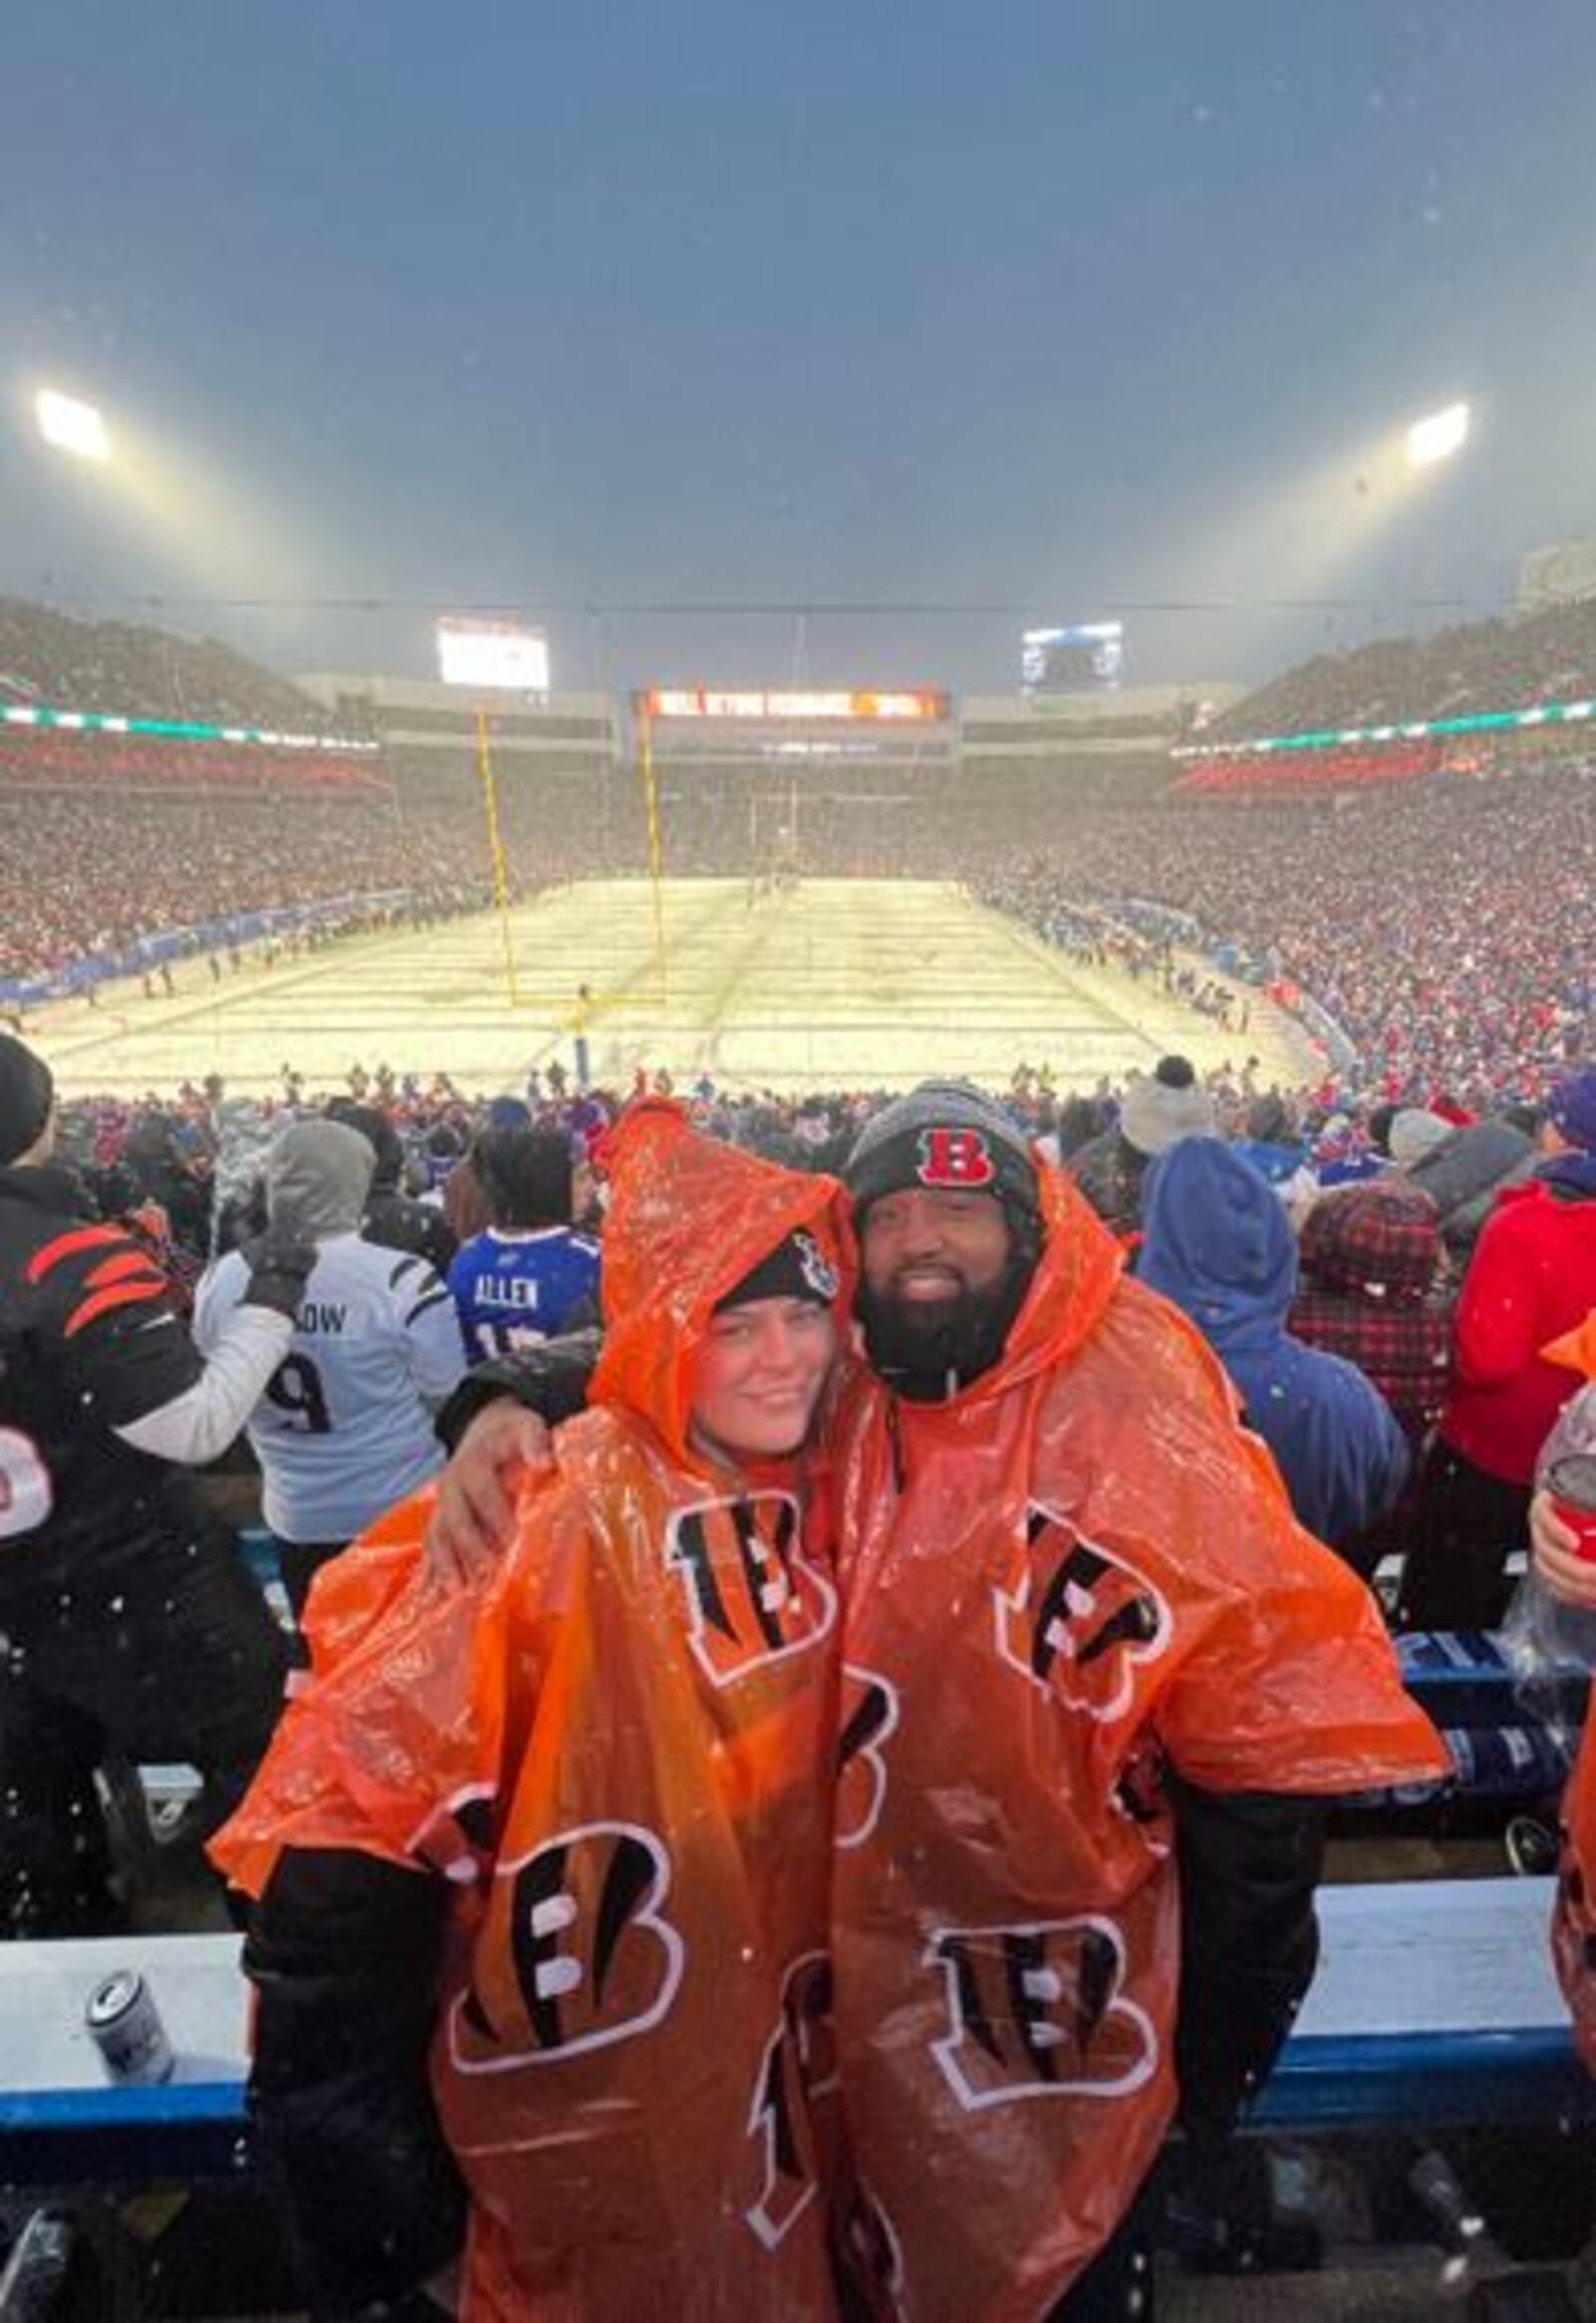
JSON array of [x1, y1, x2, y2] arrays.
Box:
[[635, 696, 669, 1003], [475, 709, 521, 1009]]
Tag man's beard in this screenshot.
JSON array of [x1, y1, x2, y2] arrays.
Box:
[[857, 1258, 1033, 1400]]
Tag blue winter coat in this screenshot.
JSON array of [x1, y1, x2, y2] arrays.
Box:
[[1137, 1137, 1409, 1547]]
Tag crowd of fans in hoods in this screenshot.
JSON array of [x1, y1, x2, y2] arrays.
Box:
[[42, 1043, 1596, 1624], [1088, 1056, 1596, 1627]]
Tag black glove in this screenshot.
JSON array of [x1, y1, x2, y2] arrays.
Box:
[[239, 1229, 316, 1320], [434, 1328, 600, 1453]]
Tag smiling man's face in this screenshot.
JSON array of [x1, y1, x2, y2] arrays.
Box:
[[859, 1185, 1013, 1334]]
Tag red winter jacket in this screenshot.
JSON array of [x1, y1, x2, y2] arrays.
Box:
[[1440, 1174, 1596, 1485]]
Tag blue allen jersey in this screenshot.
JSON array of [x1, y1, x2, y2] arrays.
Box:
[[447, 1225, 601, 1361]]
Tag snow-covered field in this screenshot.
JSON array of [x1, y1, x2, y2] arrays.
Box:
[[38, 878, 1310, 1097]]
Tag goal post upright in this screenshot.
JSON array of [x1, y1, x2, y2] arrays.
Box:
[[475, 708, 521, 1009], [634, 694, 670, 1004]]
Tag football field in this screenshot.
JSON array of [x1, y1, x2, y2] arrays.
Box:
[[37, 878, 1312, 1097]]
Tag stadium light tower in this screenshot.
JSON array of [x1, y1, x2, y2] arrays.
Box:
[[1405, 401, 1470, 468], [34, 387, 111, 463]]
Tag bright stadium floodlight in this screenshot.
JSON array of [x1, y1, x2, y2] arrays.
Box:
[[35, 387, 111, 462], [1405, 401, 1470, 468]]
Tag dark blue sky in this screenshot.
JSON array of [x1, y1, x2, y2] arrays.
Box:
[[6, 0, 1596, 692]]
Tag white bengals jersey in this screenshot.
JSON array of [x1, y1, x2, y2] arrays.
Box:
[[195, 1235, 466, 1545]]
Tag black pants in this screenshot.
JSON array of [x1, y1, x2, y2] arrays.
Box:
[[272, 1537, 351, 1628], [0, 1508, 288, 1936], [1049, 2209, 1153, 2317], [1397, 1439, 1531, 1632]]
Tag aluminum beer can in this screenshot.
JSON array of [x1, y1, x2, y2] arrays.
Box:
[[85, 1969, 175, 2085], [1546, 1451, 1596, 1563]]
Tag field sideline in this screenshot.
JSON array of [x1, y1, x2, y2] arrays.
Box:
[[35, 878, 1312, 1097]]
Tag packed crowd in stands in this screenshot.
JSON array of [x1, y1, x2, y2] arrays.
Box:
[[0, 596, 332, 727], [0, 734, 385, 793], [1170, 741, 1440, 795], [0, 792, 493, 980], [1205, 594, 1596, 739], [980, 758, 1596, 1110]]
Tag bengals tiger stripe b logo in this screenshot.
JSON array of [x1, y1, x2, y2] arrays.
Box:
[[836, 1664, 900, 1850], [927, 1914, 1157, 2113], [995, 1503, 1171, 1724], [450, 1820, 684, 2074], [916, 1126, 997, 1189], [744, 1950, 838, 2251], [666, 1492, 838, 1688]]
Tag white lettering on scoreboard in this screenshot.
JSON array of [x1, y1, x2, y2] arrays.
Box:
[[639, 688, 948, 722]]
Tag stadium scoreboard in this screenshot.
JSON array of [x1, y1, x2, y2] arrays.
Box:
[[437, 617, 551, 693], [1021, 622, 1124, 695], [635, 687, 950, 721]]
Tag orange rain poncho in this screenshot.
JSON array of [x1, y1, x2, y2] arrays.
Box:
[[829, 1163, 1450, 2321], [1542, 1312, 1596, 2073], [213, 1105, 855, 2322], [1557, 1719, 1596, 2077]]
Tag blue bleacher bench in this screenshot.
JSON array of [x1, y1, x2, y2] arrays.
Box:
[[0, 1880, 1587, 2190]]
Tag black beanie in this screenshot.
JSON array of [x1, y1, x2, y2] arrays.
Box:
[[844, 1080, 1040, 1227], [0, 1035, 54, 1167], [714, 1229, 840, 1315], [847, 1082, 1043, 1400], [473, 1127, 574, 1229]]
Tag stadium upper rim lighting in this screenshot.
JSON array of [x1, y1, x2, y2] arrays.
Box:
[[1170, 693, 1595, 760], [34, 388, 111, 463], [1404, 401, 1470, 468], [0, 700, 380, 754]]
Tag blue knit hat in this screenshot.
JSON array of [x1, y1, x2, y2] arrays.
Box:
[[1547, 1066, 1596, 1154]]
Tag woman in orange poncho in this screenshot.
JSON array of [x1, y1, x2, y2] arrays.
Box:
[[211, 1103, 855, 2322]]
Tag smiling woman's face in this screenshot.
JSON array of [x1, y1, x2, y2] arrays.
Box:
[[687, 1296, 838, 1462]]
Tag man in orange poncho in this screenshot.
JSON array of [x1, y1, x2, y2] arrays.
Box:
[[433, 1081, 1448, 2320], [212, 1105, 856, 2322], [824, 1081, 1448, 2319], [1516, 1317, 1596, 2318]]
